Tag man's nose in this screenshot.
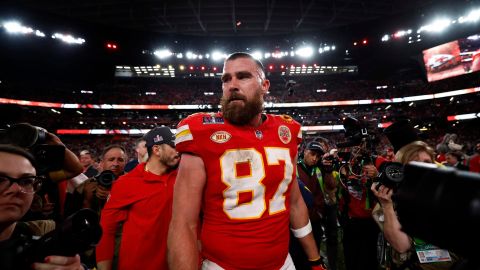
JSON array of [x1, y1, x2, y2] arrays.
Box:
[[228, 77, 240, 92]]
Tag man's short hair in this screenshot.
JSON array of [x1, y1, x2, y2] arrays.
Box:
[[225, 52, 265, 76], [0, 144, 37, 168], [101, 144, 126, 160], [135, 137, 146, 147]]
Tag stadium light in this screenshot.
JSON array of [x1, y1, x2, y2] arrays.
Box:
[[295, 47, 313, 58], [417, 18, 451, 33], [51, 33, 85, 45], [251, 51, 263, 60], [211, 51, 226, 61], [154, 49, 173, 59], [186, 51, 197, 59], [3, 21, 33, 34], [459, 9, 480, 23]]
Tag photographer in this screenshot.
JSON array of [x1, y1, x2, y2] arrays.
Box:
[[292, 141, 337, 269], [0, 123, 84, 222], [0, 144, 84, 270], [335, 117, 382, 270], [371, 120, 460, 269], [81, 145, 127, 212]]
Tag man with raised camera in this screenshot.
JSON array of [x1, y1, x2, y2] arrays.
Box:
[[82, 145, 127, 211], [0, 144, 85, 270], [96, 127, 180, 270], [292, 140, 337, 269]]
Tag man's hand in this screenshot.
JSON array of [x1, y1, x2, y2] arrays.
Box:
[[320, 154, 334, 173], [83, 180, 97, 200], [96, 185, 110, 200], [33, 254, 84, 270], [309, 256, 327, 270], [362, 164, 378, 178], [45, 132, 65, 146]]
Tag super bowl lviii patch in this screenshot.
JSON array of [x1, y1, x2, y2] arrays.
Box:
[[210, 131, 231, 143]]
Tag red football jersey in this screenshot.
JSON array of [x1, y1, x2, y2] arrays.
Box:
[[176, 112, 302, 270]]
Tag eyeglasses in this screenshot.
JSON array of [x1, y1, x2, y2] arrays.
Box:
[[0, 175, 43, 194]]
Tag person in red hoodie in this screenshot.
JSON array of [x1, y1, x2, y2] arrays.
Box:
[[96, 127, 180, 270]]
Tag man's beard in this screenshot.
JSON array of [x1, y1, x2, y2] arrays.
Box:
[[220, 90, 264, 126], [159, 154, 179, 170]]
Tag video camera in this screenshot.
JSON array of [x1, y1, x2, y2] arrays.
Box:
[[395, 162, 480, 259], [336, 116, 378, 149], [0, 209, 102, 270], [336, 117, 380, 180], [0, 123, 65, 175]]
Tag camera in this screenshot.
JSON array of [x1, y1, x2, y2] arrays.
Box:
[[395, 162, 480, 259], [336, 117, 378, 148], [93, 170, 117, 189], [0, 209, 102, 270], [376, 161, 404, 190], [0, 123, 65, 175]]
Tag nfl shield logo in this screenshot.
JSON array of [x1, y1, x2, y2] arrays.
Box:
[[255, 130, 263, 140]]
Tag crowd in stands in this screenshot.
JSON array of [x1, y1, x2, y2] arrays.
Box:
[[2, 72, 478, 105]]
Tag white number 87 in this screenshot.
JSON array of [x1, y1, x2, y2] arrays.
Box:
[[220, 147, 294, 220]]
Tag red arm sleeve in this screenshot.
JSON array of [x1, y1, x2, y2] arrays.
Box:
[[95, 179, 130, 262]]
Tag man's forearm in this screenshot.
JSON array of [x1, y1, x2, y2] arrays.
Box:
[[97, 260, 112, 270], [297, 232, 320, 260], [167, 223, 199, 270]]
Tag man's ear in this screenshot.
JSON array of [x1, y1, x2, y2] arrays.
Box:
[[152, 145, 161, 156], [261, 79, 270, 94]]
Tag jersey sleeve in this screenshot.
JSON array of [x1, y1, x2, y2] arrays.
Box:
[[175, 113, 208, 157], [96, 176, 134, 262]]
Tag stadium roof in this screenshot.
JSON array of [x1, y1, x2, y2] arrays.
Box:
[[5, 0, 438, 37]]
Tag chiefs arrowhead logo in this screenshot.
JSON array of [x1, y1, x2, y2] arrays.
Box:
[[278, 125, 292, 144], [210, 131, 232, 143]]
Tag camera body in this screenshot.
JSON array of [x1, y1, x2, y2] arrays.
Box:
[[396, 162, 480, 259], [376, 161, 404, 190], [0, 123, 65, 175], [92, 170, 117, 189], [0, 209, 102, 270]]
